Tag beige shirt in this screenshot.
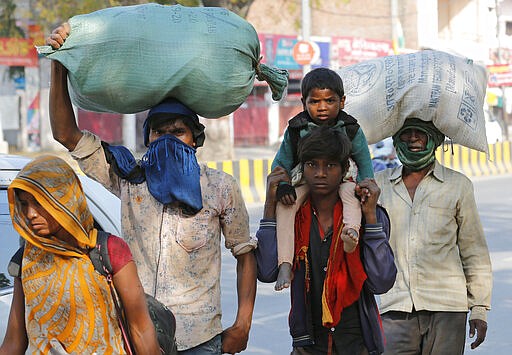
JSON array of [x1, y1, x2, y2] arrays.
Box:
[[71, 131, 256, 350], [375, 161, 492, 321]]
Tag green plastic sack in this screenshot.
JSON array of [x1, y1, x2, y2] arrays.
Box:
[[37, 3, 289, 117]]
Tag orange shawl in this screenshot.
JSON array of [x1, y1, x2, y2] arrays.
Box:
[[294, 198, 367, 328], [8, 155, 125, 354]]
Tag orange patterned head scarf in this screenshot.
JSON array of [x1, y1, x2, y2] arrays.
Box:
[[7, 155, 124, 354], [8, 155, 97, 256]]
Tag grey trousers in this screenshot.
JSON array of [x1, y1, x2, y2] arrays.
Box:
[[381, 310, 467, 355]]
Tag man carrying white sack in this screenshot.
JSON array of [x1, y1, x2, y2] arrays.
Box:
[[47, 23, 257, 355], [374, 118, 492, 354]]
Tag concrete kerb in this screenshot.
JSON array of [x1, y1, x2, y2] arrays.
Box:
[[227, 141, 512, 204], [13, 142, 512, 205]]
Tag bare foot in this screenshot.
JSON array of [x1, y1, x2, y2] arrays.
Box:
[[341, 227, 359, 253], [275, 262, 293, 291]]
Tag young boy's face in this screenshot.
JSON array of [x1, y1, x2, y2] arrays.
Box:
[[302, 88, 346, 125], [302, 157, 344, 198]]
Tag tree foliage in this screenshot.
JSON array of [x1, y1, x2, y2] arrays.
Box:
[[0, 0, 24, 37], [1, 0, 26, 79], [29, 0, 255, 34]]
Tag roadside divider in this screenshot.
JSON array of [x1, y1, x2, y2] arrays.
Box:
[[437, 141, 512, 178], [207, 141, 512, 204], [206, 159, 273, 204]]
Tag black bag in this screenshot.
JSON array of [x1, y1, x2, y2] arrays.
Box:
[[90, 231, 178, 355]]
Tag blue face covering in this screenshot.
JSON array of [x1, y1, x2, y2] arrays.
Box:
[[104, 135, 203, 214], [140, 134, 203, 214]]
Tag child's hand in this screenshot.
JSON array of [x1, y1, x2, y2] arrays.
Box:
[[276, 183, 297, 205], [355, 178, 380, 224], [279, 193, 297, 205]]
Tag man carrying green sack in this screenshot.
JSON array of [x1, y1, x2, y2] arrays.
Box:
[[47, 22, 258, 355], [37, 3, 289, 117]]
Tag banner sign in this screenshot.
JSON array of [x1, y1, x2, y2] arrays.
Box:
[[0, 38, 38, 67], [332, 37, 393, 68], [275, 36, 299, 69], [487, 64, 512, 87], [293, 40, 320, 66], [258, 34, 331, 80]]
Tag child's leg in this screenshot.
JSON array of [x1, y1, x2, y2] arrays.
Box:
[[275, 184, 309, 290], [339, 181, 362, 253], [276, 184, 309, 264]]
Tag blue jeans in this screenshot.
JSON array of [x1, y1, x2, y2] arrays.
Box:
[[178, 334, 222, 355]]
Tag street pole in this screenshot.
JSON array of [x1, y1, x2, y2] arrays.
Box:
[[0, 112, 8, 154], [495, 0, 510, 140], [122, 114, 137, 152], [496, 0, 502, 63], [390, 0, 404, 53], [302, 0, 311, 75]]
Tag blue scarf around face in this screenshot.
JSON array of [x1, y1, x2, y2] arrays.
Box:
[[105, 135, 203, 215]]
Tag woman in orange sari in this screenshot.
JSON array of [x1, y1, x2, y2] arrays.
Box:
[[0, 155, 159, 355]]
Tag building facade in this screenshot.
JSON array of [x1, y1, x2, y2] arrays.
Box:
[[239, 0, 510, 145], [1, 0, 511, 152]]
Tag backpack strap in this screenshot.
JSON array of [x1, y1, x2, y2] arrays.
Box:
[[8, 246, 25, 278], [339, 111, 360, 141], [287, 112, 309, 167], [11, 232, 113, 279], [9, 231, 112, 279], [89, 230, 113, 277], [89, 230, 135, 355]]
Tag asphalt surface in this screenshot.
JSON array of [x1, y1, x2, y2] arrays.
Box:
[[221, 174, 512, 355]]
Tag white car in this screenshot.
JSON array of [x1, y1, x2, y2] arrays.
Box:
[[483, 107, 504, 144], [486, 118, 504, 144], [0, 154, 121, 344]]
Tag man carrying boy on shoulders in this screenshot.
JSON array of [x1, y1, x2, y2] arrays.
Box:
[[256, 126, 396, 354]]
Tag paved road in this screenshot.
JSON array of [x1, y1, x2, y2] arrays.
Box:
[[220, 174, 512, 355]]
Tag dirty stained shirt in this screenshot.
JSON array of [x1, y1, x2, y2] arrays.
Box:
[[374, 161, 492, 321], [71, 131, 256, 350]]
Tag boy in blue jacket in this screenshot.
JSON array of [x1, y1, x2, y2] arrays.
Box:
[[257, 126, 395, 354], [272, 68, 374, 290]]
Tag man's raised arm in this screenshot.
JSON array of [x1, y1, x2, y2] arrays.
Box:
[[47, 23, 83, 151], [255, 167, 290, 282]]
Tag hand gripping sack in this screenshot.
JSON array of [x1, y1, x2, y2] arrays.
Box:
[[37, 3, 289, 118], [337, 50, 489, 153]]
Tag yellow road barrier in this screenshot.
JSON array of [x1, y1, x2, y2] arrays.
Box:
[[208, 142, 512, 204]]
